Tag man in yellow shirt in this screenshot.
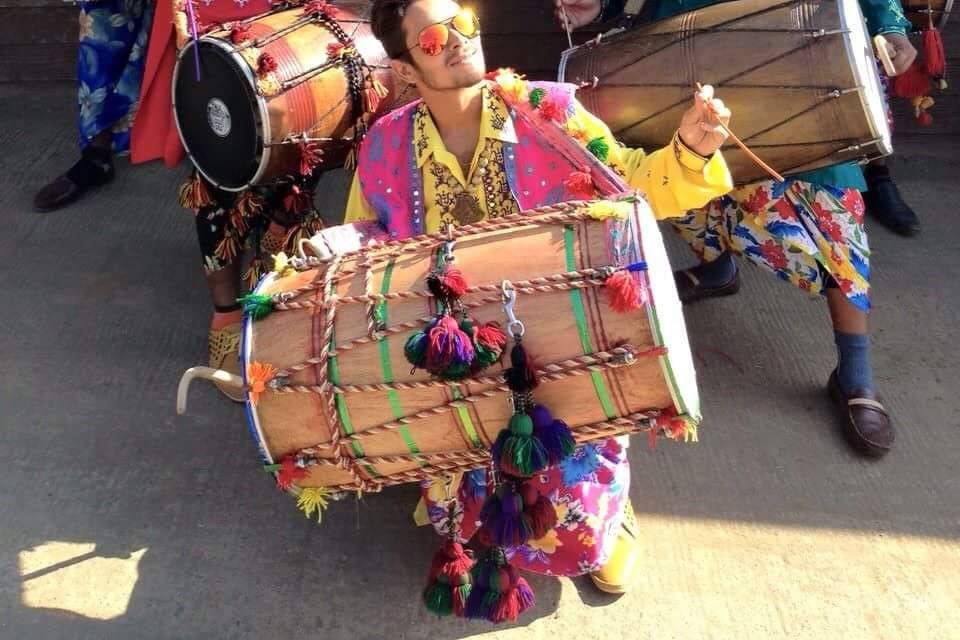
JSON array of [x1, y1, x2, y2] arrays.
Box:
[[309, 0, 733, 603]]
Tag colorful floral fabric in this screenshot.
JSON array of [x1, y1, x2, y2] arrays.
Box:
[[670, 179, 871, 311], [77, 0, 153, 153], [421, 438, 631, 576]]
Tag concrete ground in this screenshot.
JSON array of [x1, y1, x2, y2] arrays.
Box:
[[1, 84, 958, 640]]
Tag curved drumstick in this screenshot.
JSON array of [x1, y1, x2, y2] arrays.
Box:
[[696, 83, 785, 183], [177, 366, 244, 415]]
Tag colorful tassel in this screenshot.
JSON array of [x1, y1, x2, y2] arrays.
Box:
[[605, 270, 644, 313], [892, 64, 931, 99], [474, 322, 508, 367], [296, 487, 331, 522], [298, 140, 324, 176], [492, 413, 549, 477], [275, 456, 308, 490], [239, 292, 274, 320], [177, 172, 214, 211], [246, 361, 278, 405], [922, 27, 945, 77], [537, 96, 566, 123], [303, 0, 339, 17], [480, 484, 533, 547], [283, 184, 312, 213], [426, 267, 469, 301], [464, 553, 499, 620], [256, 52, 278, 77], [423, 540, 474, 617], [564, 170, 596, 199], [530, 405, 576, 465], [528, 87, 545, 108], [520, 480, 557, 539], [214, 230, 240, 263], [232, 189, 264, 218], [490, 566, 535, 623], [326, 40, 346, 58], [586, 136, 610, 162], [426, 316, 475, 374]]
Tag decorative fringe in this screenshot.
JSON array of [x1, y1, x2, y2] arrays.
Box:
[[233, 189, 264, 218], [605, 270, 644, 313], [362, 79, 384, 114], [586, 136, 610, 162], [178, 172, 214, 211], [246, 361, 278, 405], [243, 257, 267, 290], [922, 27, 945, 77], [275, 456, 308, 490], [296, 487, 331, 522], [214, 230, 241, 263], [564, 170, 596, 199], [239, 292, 274, 320], [298, 140, 324, 176], [283, 184, 312, 213]]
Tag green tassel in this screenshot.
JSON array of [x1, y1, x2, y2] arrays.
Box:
[[586, 137, 610, 162], [498, 414, 548, 476], [529, 87, 545, 108], [239, 293, 274, 320], [404, 330, 428, 368], [423, 579, 455, 616], [475, 344, 500, 368], [509, 413, 534, 436]]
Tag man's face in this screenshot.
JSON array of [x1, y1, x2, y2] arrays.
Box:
[[396, 0, 486, 91]]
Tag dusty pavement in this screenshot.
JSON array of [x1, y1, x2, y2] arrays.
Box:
[[1, 85, 958, 640]]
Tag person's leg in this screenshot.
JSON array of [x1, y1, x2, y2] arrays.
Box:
[[863, 158, 920, 236], [34, 0, 151, 212]]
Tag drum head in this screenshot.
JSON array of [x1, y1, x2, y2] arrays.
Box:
[[839, 0, 892, 157], [174, 40, 265, 191]]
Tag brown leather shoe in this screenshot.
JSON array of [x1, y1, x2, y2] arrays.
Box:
[[828, 370, 894, 457], [673, 267, 741, 305], [34, 151, 114, 212]]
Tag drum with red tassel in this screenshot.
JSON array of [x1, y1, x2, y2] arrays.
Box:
[[172, 2, 417, 191]]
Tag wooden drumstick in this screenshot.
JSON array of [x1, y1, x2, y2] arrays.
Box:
[[559, 3, 575, 49], [696, 83, 785, 183]]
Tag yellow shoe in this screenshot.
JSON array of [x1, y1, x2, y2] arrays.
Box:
[[590, 502, 640, 594], [208, 323, 244, 403]]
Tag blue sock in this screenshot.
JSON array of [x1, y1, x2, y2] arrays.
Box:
[[834, 331, 873, 394], [691, 251, 737, 287]]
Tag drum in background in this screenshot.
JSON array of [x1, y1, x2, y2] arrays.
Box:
[[240, 200, 700, 492], [902, 0, 952, 30], [559, 0, 892, 185], [173, 3, 416, 191]]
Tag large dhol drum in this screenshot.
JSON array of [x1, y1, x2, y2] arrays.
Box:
[[902, 0, 952, 29], [173, 3, 416, 191], [559, 0, 892, 184], [240, 200, 700, 492]]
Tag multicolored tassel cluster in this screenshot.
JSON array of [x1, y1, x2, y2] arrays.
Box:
[[404, 267, 508, 380]]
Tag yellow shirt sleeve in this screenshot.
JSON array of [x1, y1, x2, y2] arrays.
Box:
[[343, 172, 378, 224], [568, 101, 734, 220]]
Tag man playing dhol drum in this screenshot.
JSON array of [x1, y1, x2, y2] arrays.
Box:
[[558, 0, 914, 459], [306, 0, 734, 595]]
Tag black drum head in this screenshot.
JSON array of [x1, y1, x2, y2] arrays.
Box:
[[174, 41, 263, 190]]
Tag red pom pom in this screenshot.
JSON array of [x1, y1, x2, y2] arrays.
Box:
[[537, 97, 566, 123], [605, 270, 644, 313], [256, 52, 278, 77], [327, 41, 346, 58], [595, 465, 614, 485], [229, 23, 251, 44], [892, 64, 931, 99], [303, 0, 339, 17], [440, 268, 469, 298], [275, 457, 308, 490], [564, 170, 595, 199], [476, 322, 508, 351]]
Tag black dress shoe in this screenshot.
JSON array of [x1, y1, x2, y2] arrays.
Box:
[[827, 370, 895, 457], [34, 149, 114, 212], [673, 268, 741, 305], [863, 171, 920, 237]]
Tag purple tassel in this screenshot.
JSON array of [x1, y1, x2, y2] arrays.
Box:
[[480, 484, 532, 547], [516, 576, 536, 610], [426, 316, 475, 373], [465, 555, 497, 619], [531, 405, 576, 465]]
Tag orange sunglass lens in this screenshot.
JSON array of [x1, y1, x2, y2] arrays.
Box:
[[451, 9, 479, 38], [418, 23, 449, 56]]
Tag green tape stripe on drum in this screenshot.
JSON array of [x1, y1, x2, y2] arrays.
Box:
[[450, 386, 484, 449], [328, 338, 380, 478], [376, 260, 422, 458], [564, 226, 617, 420]]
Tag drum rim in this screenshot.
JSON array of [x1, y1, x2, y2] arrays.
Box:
[[241, 271, 277, 464], [838, 0, 893, 159], [172, 37, 274, 192]]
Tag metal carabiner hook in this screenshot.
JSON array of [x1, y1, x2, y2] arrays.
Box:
[[500, 280, 525, 338]]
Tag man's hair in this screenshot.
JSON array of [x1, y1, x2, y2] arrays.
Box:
[[371, 0, 415, 62]]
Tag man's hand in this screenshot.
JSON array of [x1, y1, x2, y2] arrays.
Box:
[[879, 33, 918, 76], [677, 85, 731, 157], [553, 0, 603, 30]]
